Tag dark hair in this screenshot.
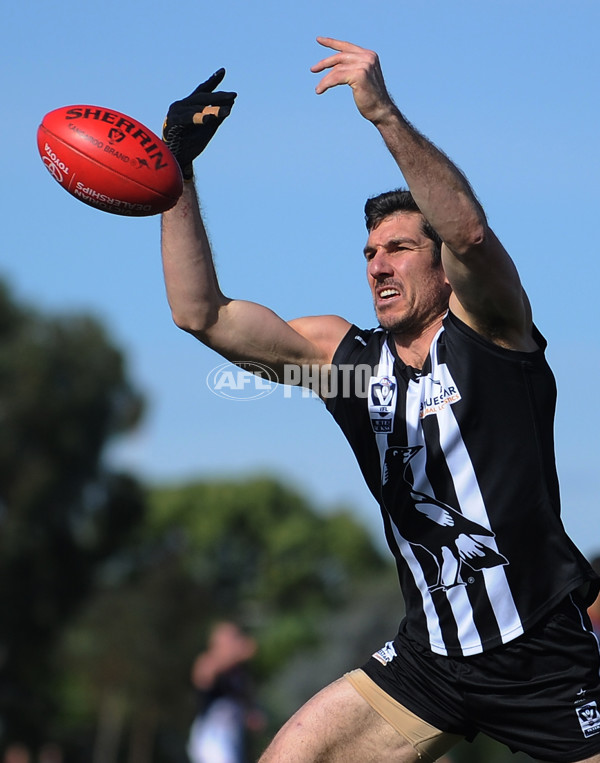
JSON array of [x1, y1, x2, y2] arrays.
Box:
[[364, 189, 442, 265]]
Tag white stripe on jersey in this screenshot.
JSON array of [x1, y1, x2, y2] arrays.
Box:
[[406, 370, 482, 655], [378, 327, 524, 656], [373, 342, 447, 654], [427, 332, 523, 653]]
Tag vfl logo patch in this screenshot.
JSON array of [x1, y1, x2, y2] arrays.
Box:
[[577, 701, 600, 738], [368, 376, 397, 433], [372, 640, 397, 666]]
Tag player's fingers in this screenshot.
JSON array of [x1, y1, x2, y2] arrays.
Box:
[[311, 48, 376, 77], [189, 68, 227, 96], [192, 107, 221, 124], [310, 53, 344, 74], [207, 91, 237, 105], [192, 103, 234, 124], [313, 65, 353, 95], [310, 50, 371, 78], [176, 91, 236, 120], [315, 36, 366, 54]]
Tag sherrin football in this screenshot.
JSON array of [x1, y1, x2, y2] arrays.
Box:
[[37, 105, 183, 216]]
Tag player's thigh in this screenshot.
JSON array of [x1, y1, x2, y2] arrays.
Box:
[[258, 676, 425, 763]]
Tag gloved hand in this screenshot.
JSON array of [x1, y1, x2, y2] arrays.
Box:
[[163, 69, 237, 180]]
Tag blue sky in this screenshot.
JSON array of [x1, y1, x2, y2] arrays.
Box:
[[4, 0, 599, 558]]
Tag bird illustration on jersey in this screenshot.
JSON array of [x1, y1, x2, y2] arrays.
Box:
[[382, 446, 508, 591]]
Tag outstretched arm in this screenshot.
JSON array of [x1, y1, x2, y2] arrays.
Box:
[[161, 182, 349, 376], [160, 71, 349, 380], [311, 37, 535, 350]]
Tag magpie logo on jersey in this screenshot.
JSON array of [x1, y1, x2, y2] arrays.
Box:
[[382, 446, 508, 592], [368, 375, 397, 433], [576, 701, 600, 738]]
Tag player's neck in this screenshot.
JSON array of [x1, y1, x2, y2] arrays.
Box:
[[391, 315, 444, 371]]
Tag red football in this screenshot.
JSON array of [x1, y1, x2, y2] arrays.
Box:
[[37, 105, 183, 216]]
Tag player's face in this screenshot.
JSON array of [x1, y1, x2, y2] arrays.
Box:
[[364, 212, 450, 335]]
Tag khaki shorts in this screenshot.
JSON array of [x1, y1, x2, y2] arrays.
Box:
[[344, 668, 463, 761]]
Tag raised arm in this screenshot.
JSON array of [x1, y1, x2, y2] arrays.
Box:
[[161, 182, 348, 374], [160, 70, 350, 380], [311, 37, 536, 350]]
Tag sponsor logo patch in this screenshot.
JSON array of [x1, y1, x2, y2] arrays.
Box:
[[417, 370, 461, 420], [372, 640, 397, 666]]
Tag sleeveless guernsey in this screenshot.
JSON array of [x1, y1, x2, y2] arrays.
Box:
[[326, 311, 596, 657]]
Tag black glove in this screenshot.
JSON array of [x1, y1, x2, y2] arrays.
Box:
[[163, 69, 237, 180]]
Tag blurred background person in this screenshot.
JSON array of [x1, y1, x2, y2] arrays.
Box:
[[187, 621, 265, 763]]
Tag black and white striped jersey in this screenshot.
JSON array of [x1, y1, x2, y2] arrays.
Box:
[[326, 310, 596, 657]]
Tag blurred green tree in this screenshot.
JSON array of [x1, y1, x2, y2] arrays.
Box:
[[0, 280, 146, 751], [145, 476, 390, 671], [56, 476, 393, 762]]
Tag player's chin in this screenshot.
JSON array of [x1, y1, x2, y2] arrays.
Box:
[[376, 309, 420, 336], [376, 315, 402, 333], [375, 304, 404, 330]]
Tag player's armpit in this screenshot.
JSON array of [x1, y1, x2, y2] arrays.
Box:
[[443, 229, 536, 351]]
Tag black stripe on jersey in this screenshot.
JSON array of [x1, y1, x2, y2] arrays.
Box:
[[421, 412, 503, 650]]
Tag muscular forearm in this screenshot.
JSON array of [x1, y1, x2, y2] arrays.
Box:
[[161, 181, 227, 336], [311, 38, 488, 256], [159, 64, 351, 373], [375, 104, 488, 255]]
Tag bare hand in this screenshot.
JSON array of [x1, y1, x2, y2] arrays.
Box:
[[310, 37, 395, 124]]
